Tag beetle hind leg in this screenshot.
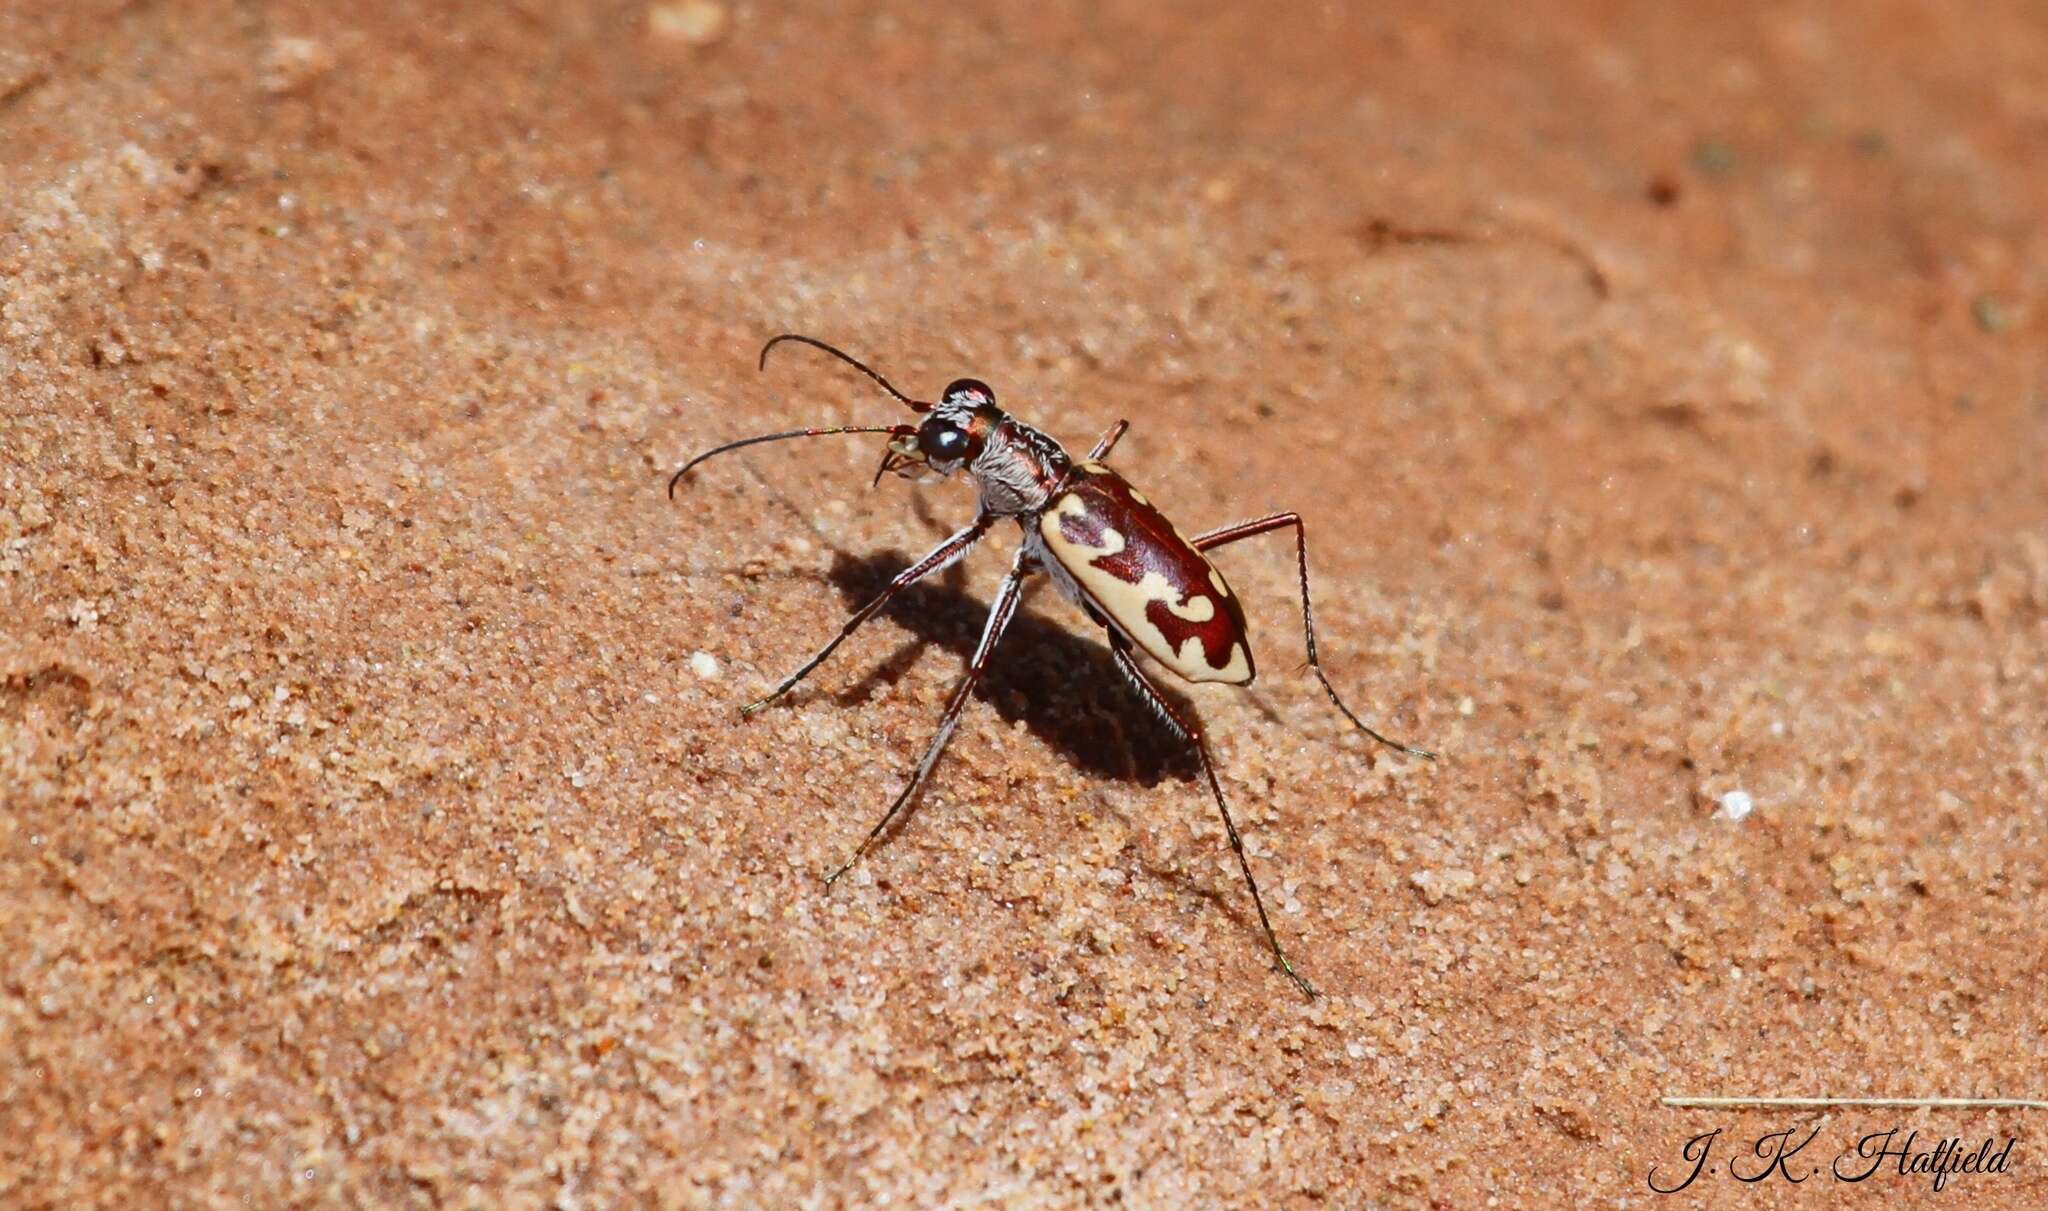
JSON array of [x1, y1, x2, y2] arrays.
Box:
[[1110, 644, 1189, 743], [1108, 638, 1316, 1001], [1191, 512, 1434, 760]]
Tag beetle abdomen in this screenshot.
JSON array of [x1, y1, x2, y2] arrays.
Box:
[[1039, 462, 1254, 685]]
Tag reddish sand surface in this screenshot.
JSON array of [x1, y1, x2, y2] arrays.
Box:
[[4, 1, 2046, 1206]]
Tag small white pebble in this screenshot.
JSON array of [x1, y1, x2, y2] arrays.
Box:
[[259, 36, 335, 95], [688, 651, 720, 679], [1714, 790, 1754, 821], [648, 0, 727, 45]]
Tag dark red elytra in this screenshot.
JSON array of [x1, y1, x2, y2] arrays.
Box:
[[1045, 464, 1254, 684]]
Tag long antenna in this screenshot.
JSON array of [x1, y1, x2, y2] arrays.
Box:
[[668, 424, 915, 499], [759, 334, 929, 411]]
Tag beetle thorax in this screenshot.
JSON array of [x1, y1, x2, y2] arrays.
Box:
[[968, 416, 1069, 517]]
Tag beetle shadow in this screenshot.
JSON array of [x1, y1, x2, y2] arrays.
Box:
[[821, 550, 1199, 785], [815, 550, 1316, 958]]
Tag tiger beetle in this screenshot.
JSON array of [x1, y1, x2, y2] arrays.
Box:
[[669, 335, 1434, 999]]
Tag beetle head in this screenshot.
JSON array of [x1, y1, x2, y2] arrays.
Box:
[[669, 336, 1029, 493], [876, 379, 1001, 482]]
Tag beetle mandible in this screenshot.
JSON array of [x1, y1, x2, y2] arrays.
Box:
[[670, 334, 1433, 998]]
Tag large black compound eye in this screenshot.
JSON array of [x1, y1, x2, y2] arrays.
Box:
[[941, 378, 995, 407], [918, 419, 973, 463]]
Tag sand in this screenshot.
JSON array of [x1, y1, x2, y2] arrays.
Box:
[[4, 1, 2045, 1206]]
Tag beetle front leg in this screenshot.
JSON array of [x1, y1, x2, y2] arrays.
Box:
[[1107, 637, 1316, 1000], [741, 514, 993, 715], [823, 549, 1035, 883], [1191, 512, 1434, 759]]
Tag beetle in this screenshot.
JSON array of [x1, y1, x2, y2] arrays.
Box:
[[670, 334, 1433, 998]]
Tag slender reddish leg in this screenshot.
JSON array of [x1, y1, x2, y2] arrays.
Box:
[[744, 514, 993, 715], [1087, 419, 1130, 461], [1192, 513, 1433, 758], [824, 549, 1035, 884], [1107, 636, 1316, 999]]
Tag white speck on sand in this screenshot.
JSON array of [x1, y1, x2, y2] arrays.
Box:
[[1714, 790, 1754, 821], [648, 1, 728, 45]]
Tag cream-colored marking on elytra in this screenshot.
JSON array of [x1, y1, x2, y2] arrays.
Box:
[[1043, 493, 1247, 683], [1128, 488, 1150, 506], [1078, 460, 1110, 474], [1047, 494, 1124, 556], [1168, 634, 1250, 682], [1208, 565, 1232, 597], [1140, 572, 1214, 622]]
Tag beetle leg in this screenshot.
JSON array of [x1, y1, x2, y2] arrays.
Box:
[[823, 548, 1034, 884], [1190, 513, 1434, 759], [1109, 645, 1189, 743], [1107, 637, 1316, 1001], [1085, 418, 1130, 461], [741, 514, 994, 715]]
